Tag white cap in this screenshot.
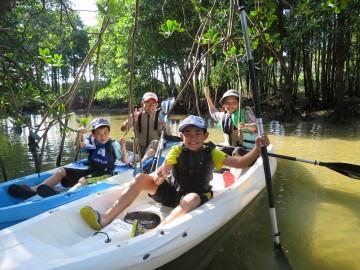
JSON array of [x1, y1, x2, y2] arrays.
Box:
[[219, 90, 239, 105], [142, 92, 158, 102]]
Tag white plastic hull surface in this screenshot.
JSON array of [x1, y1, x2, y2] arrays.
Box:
[[0, 145, 276, 270]]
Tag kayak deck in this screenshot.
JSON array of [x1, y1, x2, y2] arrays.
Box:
[[0, 145, 276, 270]]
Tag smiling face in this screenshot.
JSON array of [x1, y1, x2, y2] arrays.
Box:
[[180, 126, 209, 152], [92, 126, 110, 144], [141, 98, 158, 115], [222, 96, 239, 114]]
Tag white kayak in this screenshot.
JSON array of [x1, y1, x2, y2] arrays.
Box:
[[0, 145, 277, 270]]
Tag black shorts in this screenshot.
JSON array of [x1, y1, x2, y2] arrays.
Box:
[[149, 179, 213, 208], [61, 168, 108, 187]]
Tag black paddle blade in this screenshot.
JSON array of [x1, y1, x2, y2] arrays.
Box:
[[320, 162, 360, 180], [274, 243, 293, 270]]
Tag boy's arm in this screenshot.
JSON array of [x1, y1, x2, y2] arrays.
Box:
[[222, 135, 270, 168], [121, 109, 142, 132], [119, 138, 128, 163], [75, 127, 87, 149], [153, 159, 173, 185], [120, 118, 132, 132]]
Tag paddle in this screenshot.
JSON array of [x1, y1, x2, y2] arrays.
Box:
[[149, 97, 175, 173], [217, 143, 360, 180], [237, 0, 286, 257], [268, 153, 360, 180]]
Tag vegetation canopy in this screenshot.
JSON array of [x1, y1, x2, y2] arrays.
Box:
[[1, 0, 359, 173]]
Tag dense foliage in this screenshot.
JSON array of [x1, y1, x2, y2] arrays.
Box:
[[1, 0, 360, 172], [2, 0, 360, 122]]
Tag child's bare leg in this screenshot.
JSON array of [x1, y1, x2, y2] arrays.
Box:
[[141, 148, 156, 162], [100, 173, 158, 227], [68, 177, 88, 192], [33, 168, 67, 191], [162, 193, 201, 225]]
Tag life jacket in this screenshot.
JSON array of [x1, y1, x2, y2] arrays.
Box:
[[172, 142, 215, 194], [137, 109, 162, 147], [220, 107, 257, 149], [240, 107, 257, 149], [85, 135, 117, 174]]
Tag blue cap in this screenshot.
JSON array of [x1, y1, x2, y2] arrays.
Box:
[[91, 118, 110, 130], [179, 115, 207, 133]]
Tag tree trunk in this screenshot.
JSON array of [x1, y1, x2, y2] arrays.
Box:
[[328, 11, 347, 123]]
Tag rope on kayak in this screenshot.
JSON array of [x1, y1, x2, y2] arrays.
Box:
[[93, 231, 111, 243]]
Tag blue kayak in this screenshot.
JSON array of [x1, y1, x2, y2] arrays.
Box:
[[0, 158, 157, 230]]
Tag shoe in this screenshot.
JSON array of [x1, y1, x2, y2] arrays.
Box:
[[36, 184, 60, 198], [131, 219, 146, 237], [8, 184, 36, 199], [80, 206, 102, 230]]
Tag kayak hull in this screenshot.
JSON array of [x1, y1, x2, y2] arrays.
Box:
[[0, 157, 159, 230], [0, 145, 276, 270]]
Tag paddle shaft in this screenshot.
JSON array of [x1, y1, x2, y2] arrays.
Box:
[[268, 153, 318, 164], [217, 143, 360, 180], [150, 98, 174, 172], [237, 0, 281, 247]]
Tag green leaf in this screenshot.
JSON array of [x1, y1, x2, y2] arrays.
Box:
[[79, 117, 90, 126], [58, 103, 65, 117], [96, 2, 107, 15], [108, 0, 117, 15]]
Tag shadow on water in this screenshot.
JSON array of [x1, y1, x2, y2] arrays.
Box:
[[274, 158, 360, 270], [158, 157, 360, 270], [157, 188, 294, 270]]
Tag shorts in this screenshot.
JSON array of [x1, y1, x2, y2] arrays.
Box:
[[62, 168, 109, 187], [149, 179, 213, 208]]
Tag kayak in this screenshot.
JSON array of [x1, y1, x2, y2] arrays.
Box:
[[0, 145, 276, 270], [0, 158, 156, 230], [0, 141, 176, 230]]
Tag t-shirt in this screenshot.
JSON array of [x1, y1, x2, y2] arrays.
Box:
[[166, 144, 227, 170]]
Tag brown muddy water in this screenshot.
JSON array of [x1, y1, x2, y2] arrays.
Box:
[[1, 114, 359, 270]]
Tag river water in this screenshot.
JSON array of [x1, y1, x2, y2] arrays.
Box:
[[1, 113, 360, 270]]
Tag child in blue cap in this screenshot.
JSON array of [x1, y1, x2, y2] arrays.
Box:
[[80, 115, 270, 233], [8, 118, 128, 199]]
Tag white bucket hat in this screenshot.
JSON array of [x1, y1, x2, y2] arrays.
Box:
[[219, 90, 239, 105]]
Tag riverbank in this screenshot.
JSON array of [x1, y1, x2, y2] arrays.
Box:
[[76, 95, 360, 125]]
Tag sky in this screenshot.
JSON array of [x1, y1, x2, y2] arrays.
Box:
[[72, 0, 98, 26]]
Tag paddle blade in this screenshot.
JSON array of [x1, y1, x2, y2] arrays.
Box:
[[161, 97, 175, 115], [320, 162, 360, 180]]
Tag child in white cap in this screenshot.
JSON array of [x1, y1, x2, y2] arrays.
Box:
[[121, 92, 170, 162]]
